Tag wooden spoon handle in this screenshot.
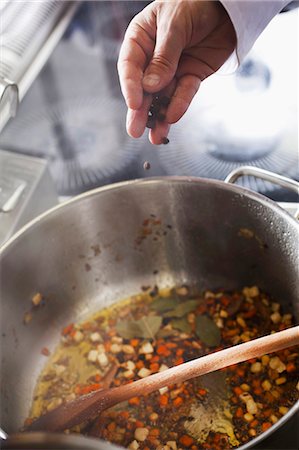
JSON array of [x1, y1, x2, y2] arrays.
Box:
[[113, 325, 299, 401], [29, 326, 299, 432]]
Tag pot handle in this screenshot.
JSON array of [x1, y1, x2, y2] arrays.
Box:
[[224, 166, 299, 218]]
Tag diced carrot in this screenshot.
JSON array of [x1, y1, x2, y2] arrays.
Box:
[[150, 362, 160, 372], [179, 435, 194, 447], [129, 397, 140, 406], [251, 419, 258, 427], [136, 360, 144, 370], [173, 396, 183, 407], [236, 368, 245, 377], [107, 422, 116, 432], [149, 428, 160, 437], [252, 379, 260, 388], [262, 422, 272, 431], [226, 329, 240, 337], [61, 323, 74, 336], [175, 357, 184, 366], [176, 348, 184, 356], [198, 388, 207, 396], [254, 387, 262, 395], [120, 411, 129, 419], [263, 409, 272, 418], [166, 342, 177, 349], [104, 341, 111, 352], [235, 407, 243, 418], [221, 296, 230, 306], [135, 420, 144, 428], [130, 338, 139, 347], [157, 345, 170, 356], [243, 309, 257, 319], [151, 355, 159, 363], [159, 394, 168, 406], [94, 373, 101, 382], [286, 362, 296, 373], [70, 329, 77, 338], [233, 387, 243, 396], [79, 383, 102, 395]]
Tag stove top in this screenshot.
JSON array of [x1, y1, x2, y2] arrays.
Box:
[[0, 0, 298, 201]]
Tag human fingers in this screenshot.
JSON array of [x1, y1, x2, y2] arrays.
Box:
[[126, 94, 153, 138], [166, 74, 201, 124], [118, 14, 155, 110], [149, 121, 170, 146], [142, 5, 184, 94], [148, 78, 177, 145]]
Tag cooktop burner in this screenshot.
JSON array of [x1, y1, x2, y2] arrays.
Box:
[[0, 0, 297, 202], [0, 96, 141, 196]]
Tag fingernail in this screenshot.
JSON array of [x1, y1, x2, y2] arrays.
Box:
[[143, 74, 160, 88]]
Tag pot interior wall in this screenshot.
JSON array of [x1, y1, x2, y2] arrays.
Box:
[[1, 179, 298, 435]]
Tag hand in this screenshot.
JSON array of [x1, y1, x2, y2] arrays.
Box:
[[117, 0, 236, 144]]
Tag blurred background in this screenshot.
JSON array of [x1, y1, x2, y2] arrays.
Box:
[[0, 0, 298, 241]]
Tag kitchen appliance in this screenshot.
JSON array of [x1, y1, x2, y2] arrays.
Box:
[[0, 0, 79, 131], [0, 167, 298, 449], [0, 149, 58, 245], [0, 1, 297, 199]]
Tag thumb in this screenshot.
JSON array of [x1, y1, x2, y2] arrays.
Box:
[[143, 26, 183, 93]]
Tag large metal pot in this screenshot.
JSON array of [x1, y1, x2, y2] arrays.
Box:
[[1, 167, 298, 449]]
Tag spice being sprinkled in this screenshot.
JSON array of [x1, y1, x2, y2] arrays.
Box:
[[146, 116, 155, 129], [162, 137, 169, 145], [143, 161, 151, 171], [146, 95, 171, 130]]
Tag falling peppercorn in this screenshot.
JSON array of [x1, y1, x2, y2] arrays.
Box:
[[143, 161, 151, 170], [162, 137, 169, 145], [146, 95, 171, 145]]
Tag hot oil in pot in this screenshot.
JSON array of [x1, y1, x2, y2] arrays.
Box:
[[26, 286, 299, 449]]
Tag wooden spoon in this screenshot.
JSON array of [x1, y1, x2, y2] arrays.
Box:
[[28, 326, 299, 432]]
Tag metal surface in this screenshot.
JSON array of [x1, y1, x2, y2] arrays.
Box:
[[0, 149, 58, 244], [0, 3, 297, 200], [0, 78, 19, 132], [0, 177, 298, 449], [0, 1, 79, 130], [225, 166, 299, 194]]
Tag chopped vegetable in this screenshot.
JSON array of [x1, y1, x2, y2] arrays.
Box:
[[195, 315, 221, 347], [28, 285, 298, 450]]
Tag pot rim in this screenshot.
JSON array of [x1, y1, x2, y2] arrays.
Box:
[[1, 175, 298, 257], [1, 175, 298, 449]]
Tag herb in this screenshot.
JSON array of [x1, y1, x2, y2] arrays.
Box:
[[195, 315, 221, 347], [171, 317, 192, 333], [157, 328, 179, 338], [116, 316, 162, 339], [226, 297, 243, 316], [164, 300, 198, 318], [150, 297, 179, 312]]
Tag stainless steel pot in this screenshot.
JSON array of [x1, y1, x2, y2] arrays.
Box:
[[1, 167, 298, 450]]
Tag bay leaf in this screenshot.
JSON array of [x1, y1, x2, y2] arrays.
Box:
[[226, 297, 243, 316], [164, 299, 198, 318], [195, 315, 221, 347], [150, 297, 179, 312], [171, 317, 192, 334], [116, 315, 162, 339], [157, 328, 179, 338]]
